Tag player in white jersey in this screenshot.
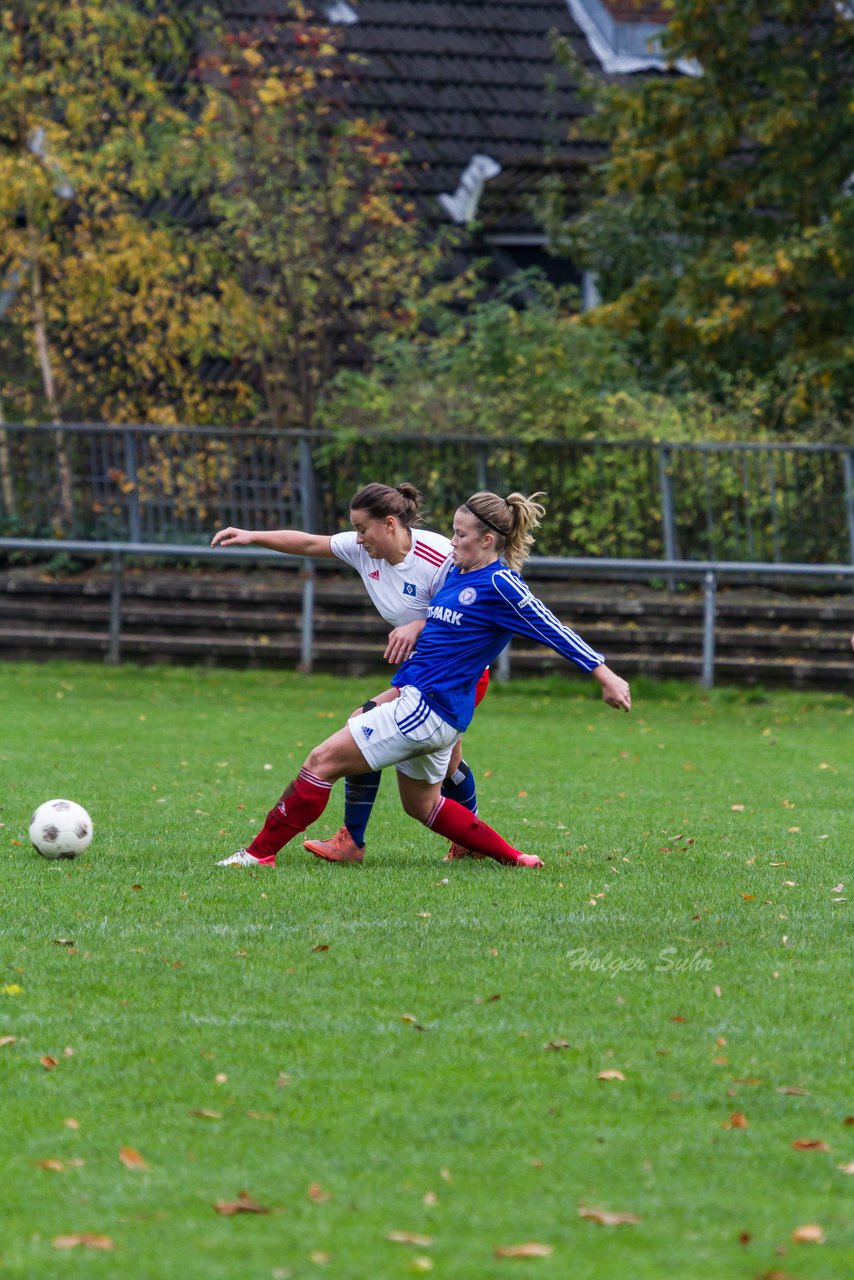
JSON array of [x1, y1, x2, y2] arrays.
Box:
[[216, 490, 631, 872], [211, 482, 484, 862]]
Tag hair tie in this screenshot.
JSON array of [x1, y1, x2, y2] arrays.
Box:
[[464, 501, 507, 536]]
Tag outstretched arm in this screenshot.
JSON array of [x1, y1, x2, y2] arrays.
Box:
[[211, 527, 335, 558], [592, 664, 631, 712]]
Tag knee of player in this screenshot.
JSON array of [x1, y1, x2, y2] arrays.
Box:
[[304, 742, 332, 774]]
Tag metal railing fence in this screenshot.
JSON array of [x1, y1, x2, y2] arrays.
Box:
[[1, 538, 852, 689], [0, 424, 853, 566]]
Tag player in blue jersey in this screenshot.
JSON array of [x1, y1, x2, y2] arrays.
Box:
[[217, 490, 631, 871], [212, 481, 483, 863]]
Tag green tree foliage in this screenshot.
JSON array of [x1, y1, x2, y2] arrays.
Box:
[[318, 273, 760, 442], [551, 0, 854, 429], [206, 1, 455, 430]]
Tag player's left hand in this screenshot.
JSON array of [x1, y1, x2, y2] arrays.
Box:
[[384, 619, 425, 664], [592, 664, 632, 712]]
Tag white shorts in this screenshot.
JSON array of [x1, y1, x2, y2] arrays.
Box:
[[347, 685, 459, 783]]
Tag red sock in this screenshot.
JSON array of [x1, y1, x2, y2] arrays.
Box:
[[247, 768, 333, 863], [426, 797, 524, 865]]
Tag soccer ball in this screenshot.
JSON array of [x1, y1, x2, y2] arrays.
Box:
[[29, 799, 93, 860]]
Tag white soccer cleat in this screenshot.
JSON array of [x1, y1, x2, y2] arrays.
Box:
[[216, 848, 269, 868]]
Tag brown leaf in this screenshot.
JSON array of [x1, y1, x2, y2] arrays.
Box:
[[131, 884, 142, 891], [597, 1070, 625, 1082], [64, 1117, 80, 1129], [311, 944, 329, 952], [40, 1055, 58, 1071], [791, 1223, 824, 1244], [837, 1160, 854, 1175], [724, 1112, 749, 1129], [119, 1146, 147, 1170], [401, 1014, 429, 1031], [792, 1139, 830, 1152], [578, 1205, 640, 1227], [494, 1242, 554, 1257], [53, 1234, 115, 1251], [775, 1086, 809, 1096], [0, 1035, 17, 1048], [213, 1191, 271, 1216], [386, 1231, 434, 1247], [35, 1158, 66, 1172], [308, 1182, 331, 1203], [737, 1230, 751, 1246], [53, 938, 75, 947], [189, 1109, 222, 1120], [544, 1040, 570, 1051]]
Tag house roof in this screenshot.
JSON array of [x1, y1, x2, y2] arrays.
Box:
[[215, 1, 615, 240]]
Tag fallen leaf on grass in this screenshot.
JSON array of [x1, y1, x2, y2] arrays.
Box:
[[53, 938, 75, 947], [40, 1055, 58, 1071], [35, 1158, 66, 1172], [0, 1035, 17, 1048], [308, 1182, 331, 1203], [494, 1242, 554, 1257], [731, 804, 745, 812], [597, 1070, 625, 1082], [544, 1040, 570, 1051], [387, 1231, 434, 1247], [578, 1206, 640, 1227], [119, 1146, 147, 1170], [53, 1234, 114, 1251], [213, 1191, 270, 1216], [723, 1112, 749, 1129], [189, 1109, 222, 1120], [792, 1139, 830, 1152], [837, 1161, 854, 1175], [401, 1014, 429, 1031], [64, 1117, 80, 1129], [776, 1086, 809, 1096], [311, 944, 329, 952], [791, 1223, 824, 1244]]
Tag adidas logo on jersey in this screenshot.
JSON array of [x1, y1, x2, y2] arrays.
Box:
[[369, 570, 380, 580], [361, 725, 374, 739]]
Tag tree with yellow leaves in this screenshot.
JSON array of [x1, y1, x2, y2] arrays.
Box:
[[205, 1, 451, 433], [0, 0, 248, 443]]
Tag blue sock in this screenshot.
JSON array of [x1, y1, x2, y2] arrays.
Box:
[[344, 771, 382, 847], [441, 760, 478, 814]]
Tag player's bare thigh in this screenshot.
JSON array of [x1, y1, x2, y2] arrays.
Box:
[[304, 727, 374, 782]]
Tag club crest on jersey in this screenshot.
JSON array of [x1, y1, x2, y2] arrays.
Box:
[[402, 581, 416, 596], [458, 586, 477, 605], [369, 570, 380, 580]]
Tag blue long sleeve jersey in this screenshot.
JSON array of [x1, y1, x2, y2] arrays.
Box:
[[392, 562, 605, 731]]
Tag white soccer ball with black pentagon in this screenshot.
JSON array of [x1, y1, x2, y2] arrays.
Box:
[[29, 799, 93, 860]]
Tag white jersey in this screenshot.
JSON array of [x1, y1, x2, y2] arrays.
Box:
[[329, 528, 452, 628]]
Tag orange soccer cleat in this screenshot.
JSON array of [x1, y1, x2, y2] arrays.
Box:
[[304, 827, 365, 864]]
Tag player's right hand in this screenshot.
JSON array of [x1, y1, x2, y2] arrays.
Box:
[[211, 526, 252, 547]]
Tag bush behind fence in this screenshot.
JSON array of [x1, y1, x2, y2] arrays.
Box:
[[1, 424, 852, 565]]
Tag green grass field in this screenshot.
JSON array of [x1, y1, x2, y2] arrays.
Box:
[[1, 661, 851, 1280]]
